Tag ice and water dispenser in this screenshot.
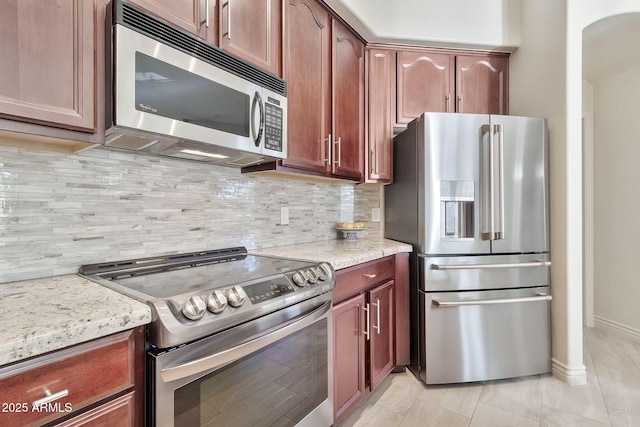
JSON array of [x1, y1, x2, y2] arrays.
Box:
[[440, 181, 474, 239]]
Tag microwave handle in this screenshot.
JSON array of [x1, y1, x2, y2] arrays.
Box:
[[251, 91, 264, 147]]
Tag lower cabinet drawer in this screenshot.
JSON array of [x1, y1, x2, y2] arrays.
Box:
[[334, 256, 394, 303], [54, 392, 135, 427], [0, 330, 137, 426]]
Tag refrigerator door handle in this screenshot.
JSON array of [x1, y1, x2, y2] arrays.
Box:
[[432, 293, 552, 308], [430, 260, 551, 271], [481, 124, 505, 241], [481, 124, 496, 240], [496, 124, 505, 239]]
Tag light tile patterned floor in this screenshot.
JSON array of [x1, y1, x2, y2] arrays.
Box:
[[339, 327, 640, 427]]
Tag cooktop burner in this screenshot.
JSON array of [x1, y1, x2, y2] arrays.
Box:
[[80, 247, 335, 348]]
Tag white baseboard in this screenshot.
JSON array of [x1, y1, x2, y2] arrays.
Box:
[[551, 357, 587, 385], [593, 316, 640, 342]]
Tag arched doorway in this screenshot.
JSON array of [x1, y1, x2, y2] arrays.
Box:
[[582, 13, 640, 335]]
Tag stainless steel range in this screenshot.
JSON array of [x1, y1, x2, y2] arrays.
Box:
[[80, 247, 334, 427]]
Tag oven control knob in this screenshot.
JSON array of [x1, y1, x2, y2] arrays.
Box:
[[305, 269, 318, 284], [182, 295, 206, 320], [227, 285, 247, 307], [320, 263, 333, 280], [206, 290, 228, 313], [291, 271, 307, 287], [313, 266, 327, 281]]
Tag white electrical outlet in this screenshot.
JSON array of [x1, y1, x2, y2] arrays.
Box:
[[280, 206, 290, 225], [372, 208, 381, 223]]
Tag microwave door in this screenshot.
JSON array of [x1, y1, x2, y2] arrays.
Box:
[[113, 25, 263, 156]]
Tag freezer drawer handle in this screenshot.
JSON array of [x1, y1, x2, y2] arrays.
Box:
[[432, 293, 552, 308], [430, 260, 551, 271]]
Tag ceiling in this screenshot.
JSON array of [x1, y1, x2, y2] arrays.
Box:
[[582, 13, 640, 83], [323, 0, 521, 51], [325, 1, 640, 84]]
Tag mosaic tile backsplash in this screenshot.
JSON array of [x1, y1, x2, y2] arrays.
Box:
[[0, 145, 382, 283]]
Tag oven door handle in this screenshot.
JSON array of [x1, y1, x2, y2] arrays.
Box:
[[159, 300, 331, 383]]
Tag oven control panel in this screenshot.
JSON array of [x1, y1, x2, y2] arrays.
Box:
[[243, 280, 295, 304], [178, 262, 334, 321]]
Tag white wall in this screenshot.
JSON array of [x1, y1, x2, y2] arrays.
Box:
[[509, 0, 589, 385], [323, 0, 522, 50], [593, 67, 640, 334], [582, 79, 594, 328]]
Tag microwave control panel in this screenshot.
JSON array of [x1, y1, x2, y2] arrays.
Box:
[[264, 102, 283, 152]]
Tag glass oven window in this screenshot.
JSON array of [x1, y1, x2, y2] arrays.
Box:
[[174, 319, 328, 426], [134, 53, 250, 137]]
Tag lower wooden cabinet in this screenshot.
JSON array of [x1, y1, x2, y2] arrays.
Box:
[[0, 327, 144, 427], [369, 280, 394, 390], [333, 293, 367, 421], [332, 253, 409, 424]]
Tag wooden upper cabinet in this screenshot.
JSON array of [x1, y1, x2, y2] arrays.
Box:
[[456, 54, 509, 114], [127, 0, 216, 42], [331, 20, 364, 181], [282, 0, 331, 174], [219, 0, 281, 76], [396, 50, 454, 124], [366, 49, 394, 183], [0, 0, 95, 131]]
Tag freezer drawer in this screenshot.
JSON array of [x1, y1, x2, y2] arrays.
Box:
[[421, 253, 550, 292], [419, 286, 551, 384]]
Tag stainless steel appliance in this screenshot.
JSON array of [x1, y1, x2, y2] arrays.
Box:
[[105, 0, 287, 167], [80, 247, 334, 426], [385, 112, 551, 384]]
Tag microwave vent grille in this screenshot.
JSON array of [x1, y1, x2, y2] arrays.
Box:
[[116, 1, 286, 96]]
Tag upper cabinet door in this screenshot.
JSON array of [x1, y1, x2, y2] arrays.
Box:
[[219, 0, 281, 76], [456, 54, 509, 115], [396, 51, 454, 124], [282, 0, 331, 174], [331, 20, 364, 181], [366, 49, 394, 183], [127, 0, 215, 42], [0, 0, 95, 131]]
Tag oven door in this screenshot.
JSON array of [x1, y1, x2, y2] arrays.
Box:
[[149, 294, 332, 427]]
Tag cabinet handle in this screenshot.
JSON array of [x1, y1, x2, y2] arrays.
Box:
[[32, 388, 69, 408], [334, 137, 342, 167], [458, 94, 463, 112], [362, 303, 370, 340], [323, 134, 332, 165], [372, 298, 381, 334], [446, 93, 451, 112], [226, 0, 232, 39], [370, 149, 377, 174], [362, 273, 376, 279], [205, 0, 210, 28]]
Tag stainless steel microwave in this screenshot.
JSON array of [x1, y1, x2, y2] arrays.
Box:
[[105, 0, 287, 167]]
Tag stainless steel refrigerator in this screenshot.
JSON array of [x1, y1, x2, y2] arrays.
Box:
[[385, 112, 551, 384]]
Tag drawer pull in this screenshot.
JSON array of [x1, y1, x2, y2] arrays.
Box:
[[362, 273, 377, 279], [32, 388, 69, 407]]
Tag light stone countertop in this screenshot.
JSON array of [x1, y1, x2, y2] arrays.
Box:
[[251, 237, 413, 270], [0, 274, 152, 366], [0, 238, 409, 367]]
